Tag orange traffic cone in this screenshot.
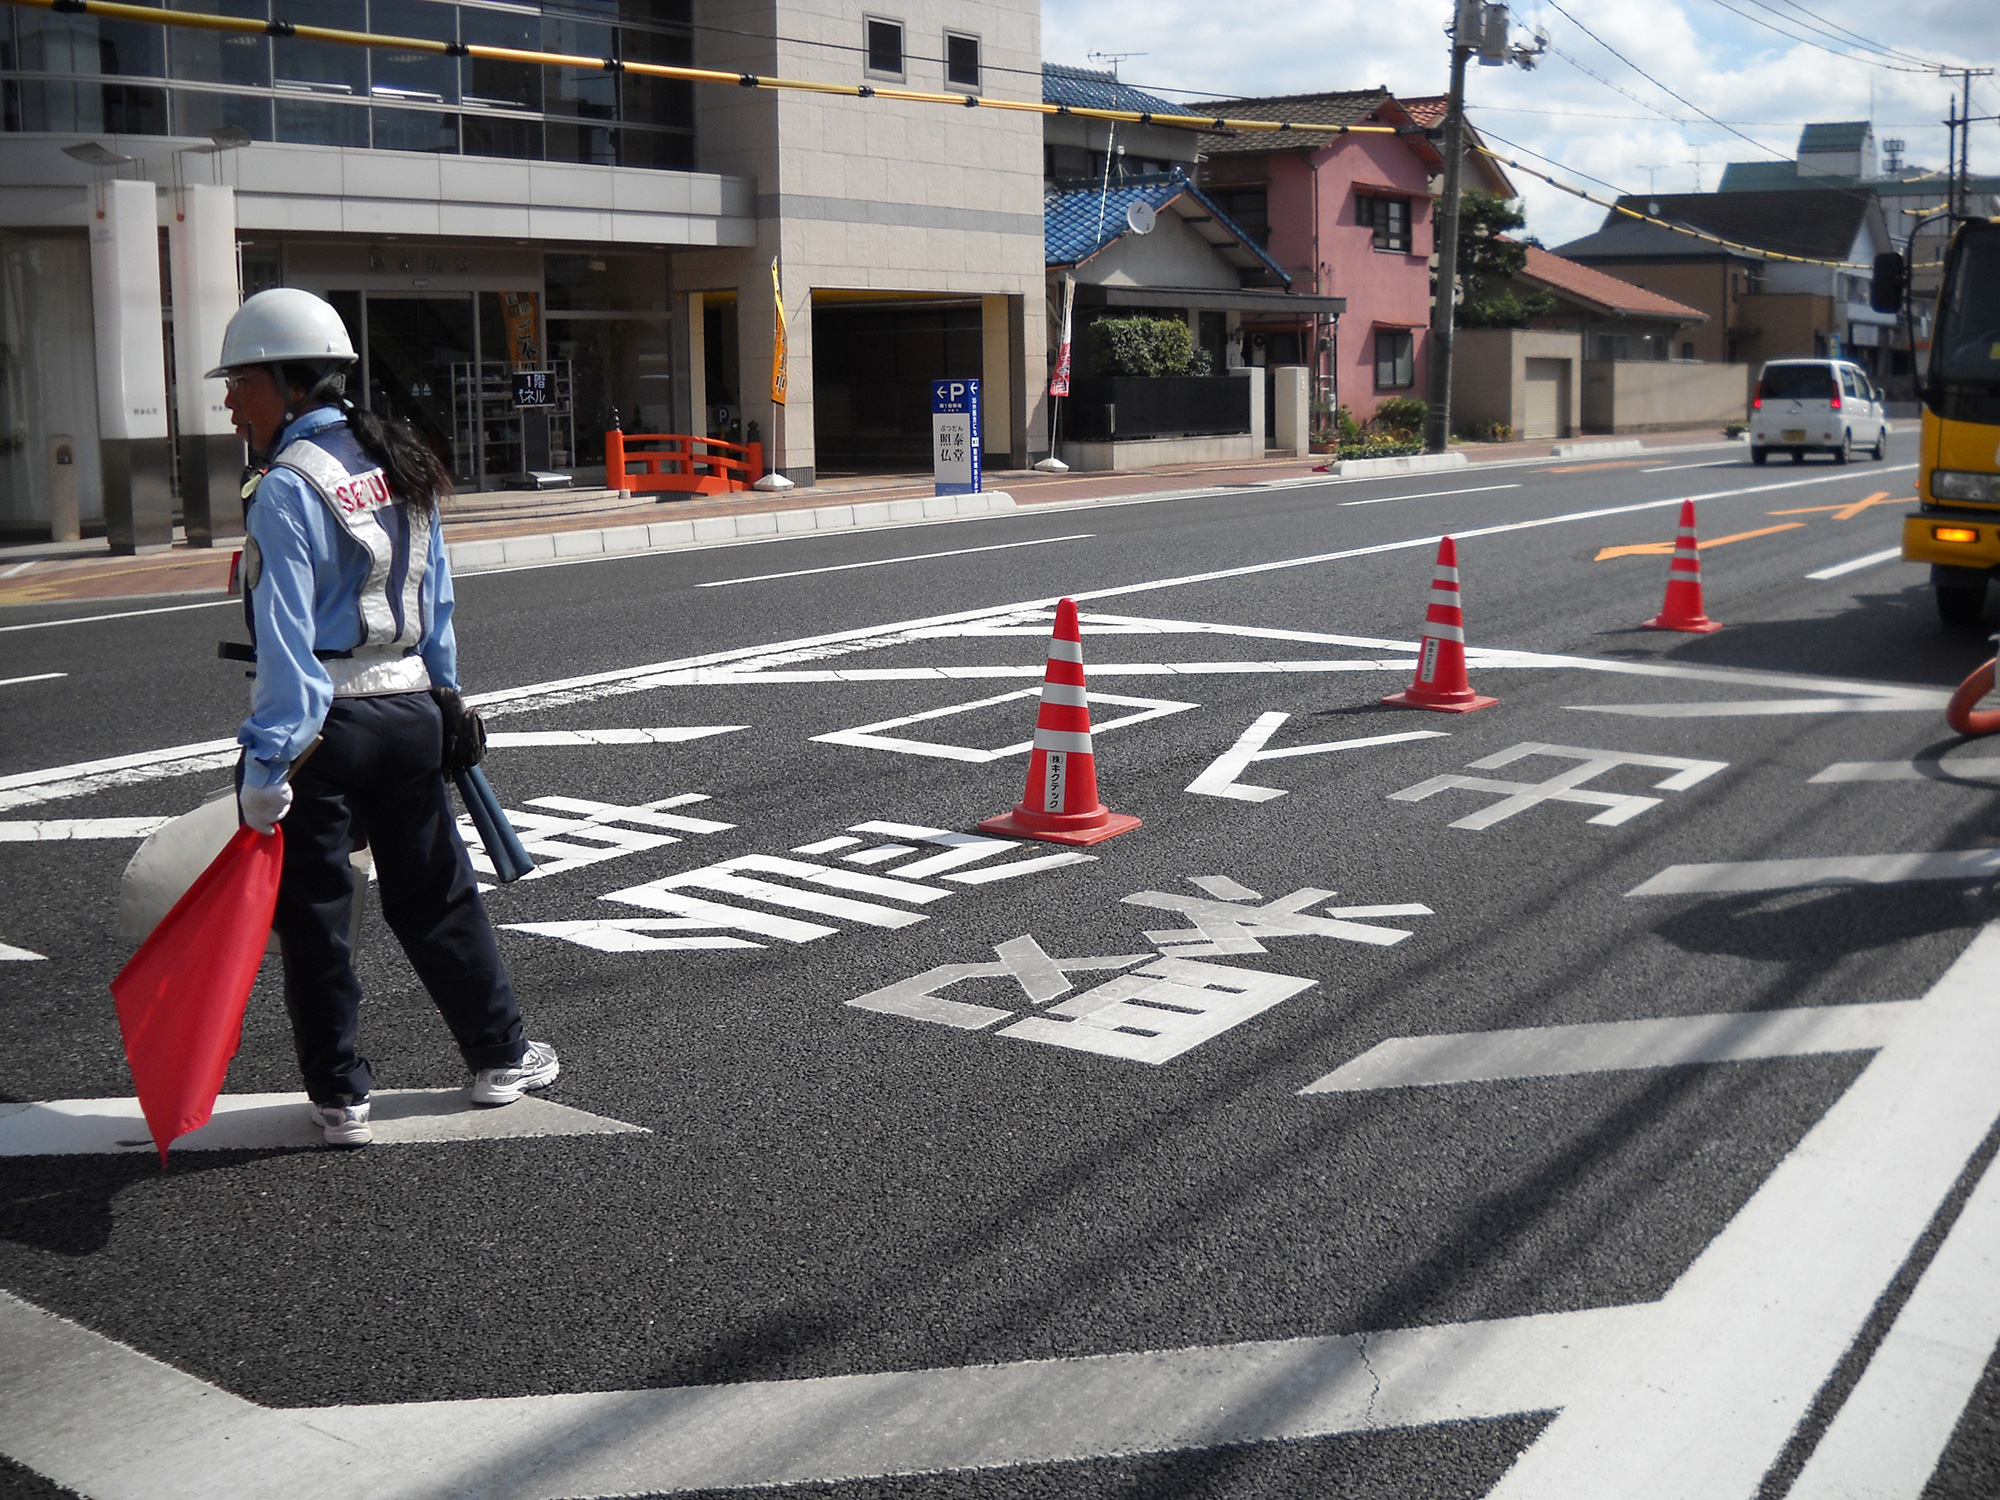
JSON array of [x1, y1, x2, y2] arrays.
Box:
[[1643, 500, 1723, 633], [979, 598, 1142, 846], [1382, 536, 1497, 714]]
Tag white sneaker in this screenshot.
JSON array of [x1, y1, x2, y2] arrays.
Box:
[[310, 1100, 372, 1147], [469, 1040, 560, 1105]]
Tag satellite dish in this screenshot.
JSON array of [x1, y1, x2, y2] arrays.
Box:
[[1125, 201, 1157, 235]]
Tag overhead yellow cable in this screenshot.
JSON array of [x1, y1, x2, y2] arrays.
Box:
[[5, 0, 1403, 138], [1473, 143, 1868, 269]]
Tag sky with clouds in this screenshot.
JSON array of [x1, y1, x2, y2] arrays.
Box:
[[1042, 0, 1999, 248]]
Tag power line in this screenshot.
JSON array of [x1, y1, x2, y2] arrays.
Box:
[[1546, 43, 1704, 133], [1543, 0, 1794, 160], [1760, 0, 1953, 70], [1478, 125, 1636, 197], [1697, 0, 1935, 73]]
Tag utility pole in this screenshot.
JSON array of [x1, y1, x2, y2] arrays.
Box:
[[1423, 1, 1475, 455]]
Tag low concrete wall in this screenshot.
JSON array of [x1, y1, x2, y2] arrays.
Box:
[[1329, 452, 1469, 479], [1272, 365, 1310, 457], [1453, 327, 1582, 438], [1582, 360, 1751, 433], [1058, 434, 1263, 471]]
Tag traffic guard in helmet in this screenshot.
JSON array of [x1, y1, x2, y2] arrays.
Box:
[[213, 287, 558, 1147]]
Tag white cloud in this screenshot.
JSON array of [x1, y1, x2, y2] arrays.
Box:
[[1043, 0, 1999, 248]]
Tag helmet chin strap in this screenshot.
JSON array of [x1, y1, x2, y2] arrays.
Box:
[[259, 363, 352, 463]]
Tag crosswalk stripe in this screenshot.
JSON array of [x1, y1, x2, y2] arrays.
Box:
[[1629, 850, 2000, 896], [1811, 759, 2000, 784], [0, 1090, 645, 1157], [1300, 1003, 1915, 1094]]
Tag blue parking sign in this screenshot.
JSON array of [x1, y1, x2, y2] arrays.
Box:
[[932, 379, 981, 496]]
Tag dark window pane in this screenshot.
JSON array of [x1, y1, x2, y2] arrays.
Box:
[[372, 104, 455, 151], [546, 119, 615, 164], [171, 87, 272, 139], [168, 0, 269, 87], [275, 95, 368, 143], [96, 19, 165, 77], [615, 125, 692, 170], [273, 0, 366, 96], [866, 18, 901, 74], [1375, 329, 1414, 388], [618, 23, 690, 128], [545, 251, 665, 312], [460, 7, 540, 111], [545, 14, 614, 120], [1209, 187, 1268, 246], [463, 112, 540, 158], [15, 10, 162, 76], [5, 78, 99, 131], [368, 0, 455, 104], [101, 83, 166, 131], [945, 32, 978, 88], [1757, 363, 1839, 399]]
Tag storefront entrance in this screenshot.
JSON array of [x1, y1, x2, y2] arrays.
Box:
[[812, 296, 982, 472]]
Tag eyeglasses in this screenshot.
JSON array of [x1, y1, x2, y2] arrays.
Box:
[[221, 372, 264, 394]]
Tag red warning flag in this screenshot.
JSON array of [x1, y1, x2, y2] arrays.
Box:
[[109, 825, 283, 1166]]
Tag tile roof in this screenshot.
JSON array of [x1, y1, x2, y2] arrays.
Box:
[[1196, 88, 1395, 156], [1556, 188, 1876, 263], [1718, 160, 2000, 196], [1043, 170, 1290, 286], [1042, 64, 1185, 119], [1400, 94, 1447, 128], [1516, 244, 1707, 322]]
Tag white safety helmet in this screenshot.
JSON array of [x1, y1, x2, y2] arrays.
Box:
[[205, 287, 357, 377]]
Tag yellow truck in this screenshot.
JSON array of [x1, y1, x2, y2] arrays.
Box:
[[1903, 217, 2000, 625]]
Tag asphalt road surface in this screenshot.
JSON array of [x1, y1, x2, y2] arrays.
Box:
[[5, 434, 2000, 1500]]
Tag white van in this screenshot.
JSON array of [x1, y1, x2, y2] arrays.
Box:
[[1749, 358, 1890, 465]]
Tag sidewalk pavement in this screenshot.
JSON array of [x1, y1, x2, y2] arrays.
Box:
[[0, 429, 1737, 611]]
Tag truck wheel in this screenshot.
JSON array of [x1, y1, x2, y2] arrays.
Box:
[[1938, 583, 1987, 627], [1947, 659, 2000, 736], [1751, 448, 1768, 466]]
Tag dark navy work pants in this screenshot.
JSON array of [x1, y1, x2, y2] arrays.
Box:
[[265, 692, 525, 1104]]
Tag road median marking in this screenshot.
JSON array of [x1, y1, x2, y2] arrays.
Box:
[[1628, 849, 2000, 896]]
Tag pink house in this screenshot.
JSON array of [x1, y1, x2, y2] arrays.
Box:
[[1196, 91, 1454, 426]]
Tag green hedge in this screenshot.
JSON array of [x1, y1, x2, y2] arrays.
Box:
[[1088, 316, 1195, 377], [1336, 438, 1426, 459]]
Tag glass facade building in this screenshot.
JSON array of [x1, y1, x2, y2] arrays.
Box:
[[1, 0, 695, 168]]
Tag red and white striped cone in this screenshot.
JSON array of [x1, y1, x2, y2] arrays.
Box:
[[979, 598, 1142, 846], [1381, 536, 1498, 714], [1643, 499, 1723, 633]]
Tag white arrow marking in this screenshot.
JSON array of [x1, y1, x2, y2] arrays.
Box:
[[1187, 713, 1446, 801], [0, 942, 45, 962]]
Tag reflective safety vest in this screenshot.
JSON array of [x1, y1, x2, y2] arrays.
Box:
[[272, 424, 437, 697]]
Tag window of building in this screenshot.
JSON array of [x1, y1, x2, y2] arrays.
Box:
[[1206, 186, 1269, 246], [865, 17, 903, 77], [1681, 341, 1695, 361], [1375, 328, 1414, 388], [945, 31, 979, 88], [1357, 194, 1411, 253]]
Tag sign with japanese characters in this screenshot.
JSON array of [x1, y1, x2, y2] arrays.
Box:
[[932, 378, 980, 497]]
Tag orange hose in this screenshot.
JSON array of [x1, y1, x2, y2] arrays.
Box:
[[1946, 658, 2000, 736]]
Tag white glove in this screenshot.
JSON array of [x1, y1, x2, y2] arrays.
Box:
[[239, 781, 293, 835]]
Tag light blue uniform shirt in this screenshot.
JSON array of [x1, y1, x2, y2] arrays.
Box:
[[237, 407, 459, 788]]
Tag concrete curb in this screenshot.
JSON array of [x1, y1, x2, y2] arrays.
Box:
[[446, 490, 1017, 575], [1550, 438, 1645, 460], [1323, 452, 1471, 479]]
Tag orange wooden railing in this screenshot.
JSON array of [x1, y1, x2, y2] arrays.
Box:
[[605, 429, 764, 497]]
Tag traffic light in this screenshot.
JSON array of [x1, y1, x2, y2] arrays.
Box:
[[1871, 252, 1907, 315]]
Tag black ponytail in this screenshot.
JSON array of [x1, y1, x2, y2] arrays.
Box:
[[279, 361, 453, 514]]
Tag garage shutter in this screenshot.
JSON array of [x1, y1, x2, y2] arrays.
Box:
[[1523, 359, 1566, 439]]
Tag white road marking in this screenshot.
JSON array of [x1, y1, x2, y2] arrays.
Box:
[[793, 835, 861, 854], [843, 843, 916, 864], [695, 532, 1095, 587], [1186, 713, 1446, 801], [1641, 460, 1737, 473], [0, 1282, 1627, 1500], [457, 794, 732, 883], [0, 597, 238, 634], [1786, 1142, 2000, 1500], [0, 818, 171, 841], [1301, 1002, 1915, 1094], [1629, 850, 2000, 897], [1000, 959, 1317, 1065], [1337, 482, 1522, 507], [484, 726, 746, 747], [1812, 759, 2000, 784], [945, 850, 1095, 883], [0, 466, 1922, 810], [1391, 743, 1726, 830], [1486, 920, 2000, 1499], [813, 688, 1197, 762], [1573, 694, 1945, 719], [1807, 545, 1906, 581], [0, 1090, 645, 1156], [0, 942, 45, 962], [0, 561, 35, 578], [502, 919, 778, 952], [0, 672, 64, 689], [1124, 880, 1431, 956]]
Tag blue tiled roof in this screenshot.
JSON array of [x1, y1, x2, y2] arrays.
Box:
[[1042, 63, 1186, 118], [1043, 171, 1290, 287]]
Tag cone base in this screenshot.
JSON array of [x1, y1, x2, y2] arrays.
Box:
[[978, 806, 1142, 846], [1381, 689, 1498, 714], [1642, 614, 1723, 634]]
